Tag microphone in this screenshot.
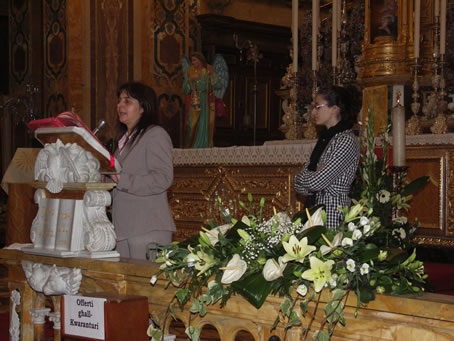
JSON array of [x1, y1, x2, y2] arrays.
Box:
[[93, 120, 106, 136]]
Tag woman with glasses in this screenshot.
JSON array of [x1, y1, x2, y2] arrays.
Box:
[[294, 86, 361, 228]]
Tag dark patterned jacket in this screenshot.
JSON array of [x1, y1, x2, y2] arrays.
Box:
[[294, 129, 360, 228]]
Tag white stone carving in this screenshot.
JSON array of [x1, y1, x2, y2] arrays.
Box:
[[83, 190, 116, 252], [30, 308, 51, 325], [34, 139, 101, 194], [22, 261, 82, 296], [9, 290, 21, 341], [48, 312, 61, 330]]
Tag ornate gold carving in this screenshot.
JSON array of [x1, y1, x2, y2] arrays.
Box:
[[169, 164, 301, 241]]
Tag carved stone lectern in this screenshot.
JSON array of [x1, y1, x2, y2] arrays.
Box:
[[22, 126, 121, 258]]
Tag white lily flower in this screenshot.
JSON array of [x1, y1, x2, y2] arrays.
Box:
[[341, 237, 353, 247], [296, 284, 308, 296], [352, 229, 363, 241], [263, 257, 287, 281], [282, 236, 316, 263], [301, 257, 335, 292], [221, 254, 248, 284], [360, 263, 370, 275], [205, 223, 233, 246], [346, 259, 356, 272]]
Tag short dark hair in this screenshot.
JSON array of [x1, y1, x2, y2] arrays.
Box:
[[116, 81, 158, 143], [317, 85, 361, 124]]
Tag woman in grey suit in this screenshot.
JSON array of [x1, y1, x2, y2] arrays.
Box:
[[110, 82, 176, 259]]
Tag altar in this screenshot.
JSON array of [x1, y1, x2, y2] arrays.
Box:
[[2, 249, 454, 340], [2, 133, 454, 248]]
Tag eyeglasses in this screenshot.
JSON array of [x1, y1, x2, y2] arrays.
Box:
[[314, 104, 328, 111]]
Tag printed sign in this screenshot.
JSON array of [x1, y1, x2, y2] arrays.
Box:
[[63, 295, 106, 340]]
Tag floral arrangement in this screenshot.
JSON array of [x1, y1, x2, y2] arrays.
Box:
[[148, 110, 428, 341]]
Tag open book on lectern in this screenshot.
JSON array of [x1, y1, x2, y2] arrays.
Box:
[[28, 112, 121, 174]]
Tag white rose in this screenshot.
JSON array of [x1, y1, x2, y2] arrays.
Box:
[[352, 229, 363, 241], [360, 216, 369, 226], [348, 222, 357, 232], [341, 238, 353, 247], [346, 259, 356, 272], [296, 284, 308, 297]]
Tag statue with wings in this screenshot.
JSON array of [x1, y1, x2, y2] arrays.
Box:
[[182, 52, 229, 148]]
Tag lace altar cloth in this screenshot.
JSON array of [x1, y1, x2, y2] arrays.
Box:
[[173, 141, 316, 166]]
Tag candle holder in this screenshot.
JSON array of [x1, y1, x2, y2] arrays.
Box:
[[406, 59, 422, 135], [390, 165, 409, 218]]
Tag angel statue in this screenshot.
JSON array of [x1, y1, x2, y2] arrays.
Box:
[[182, 52, 229, 148]]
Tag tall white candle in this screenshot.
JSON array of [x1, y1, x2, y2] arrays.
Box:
[[332, 0, 338, 67], [292, 0, 298, 73], [312, 0, 319, 71], [414, 0, 421, 59], [434, 0, 440, 17], [440, 0, 447, 54], [392, 102, 406, 167]]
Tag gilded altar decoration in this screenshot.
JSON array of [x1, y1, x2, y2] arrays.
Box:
[[430, 113, 448, 134]]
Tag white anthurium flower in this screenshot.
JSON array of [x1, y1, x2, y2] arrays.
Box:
[[320, 232, 343, 255], [301, 257, 335, 292], [268, 212, 292, 226], [346, 259, 356, 272], [348, 222, 357, 232], [221, 254, 248, 284], [352, 229, 363, 241], [360, 216, 369, 226], [205, 223, 233, 246], [341, 237, 353, 247], [150, 275, 158, 285], [302, 207, 324, 230], [360, 263, 370, 275], [263, 257, 287, 281], [282, 236, 316, 263], [377, 189, 391, 203], [296, 284, 308, 297]]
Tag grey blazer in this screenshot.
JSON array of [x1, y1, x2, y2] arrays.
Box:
[[112, 125, 176, 240]]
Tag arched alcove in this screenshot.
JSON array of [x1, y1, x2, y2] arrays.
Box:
[[168, 318, 186, 340], [234, 329, 256, 341], [199, 323, 221, 340]]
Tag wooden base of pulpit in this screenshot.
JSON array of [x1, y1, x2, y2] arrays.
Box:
[[61, 293, 149, 341]]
